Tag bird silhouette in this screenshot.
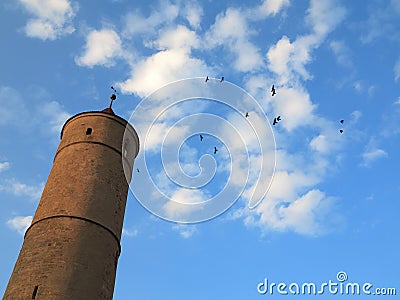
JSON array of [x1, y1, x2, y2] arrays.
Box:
[[271, 85, 277, 96], [339, 129, 344, 133], [137, 168, 140, 173], [200, 134, 204, 141], [205, 76, 209, 82], [245, 112, 249, 118], [220, 76, 224, 82], [273, 116, 281, 125], [214, 147, 218, 154], [340, 119, 344, 124]]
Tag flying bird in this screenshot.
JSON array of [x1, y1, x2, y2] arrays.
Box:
[[271, 85, 276, 96], [205, 76, 209, 82], [220, 76, 224, 82], [214, 147, 218, 154], [339, 129, 344, 134], [271, 85, 277, 96], [137, 168, 140, 173], [273, 116, 281, 125], [200, 134, 204, 141], [340, 119, 344, 124], [245, 112, 249, 118]]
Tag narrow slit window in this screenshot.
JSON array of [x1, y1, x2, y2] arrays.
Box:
[[32, 285, 38, 299], [86, 128, 92, 135]]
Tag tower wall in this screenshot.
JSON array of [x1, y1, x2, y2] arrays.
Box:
[[3, 111, 139, 300]]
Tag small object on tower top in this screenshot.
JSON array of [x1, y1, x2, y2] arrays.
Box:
[[109, 86, 118, 109]]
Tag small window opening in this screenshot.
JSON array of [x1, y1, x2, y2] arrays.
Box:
[[86, 128, 92, 135], [32, 285, 39, 299]]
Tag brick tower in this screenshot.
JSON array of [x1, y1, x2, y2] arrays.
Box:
[[3, 106, 139, 299]]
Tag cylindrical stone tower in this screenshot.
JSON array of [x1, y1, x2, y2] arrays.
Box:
[[3, 108, 139, 299]]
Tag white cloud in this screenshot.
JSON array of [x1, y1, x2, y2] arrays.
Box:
[[122, 2, 180, 37], [7, 215, 33, 235], [270, 87, 316, 131], [119, 48, 207, 97], [172, 224, 198, 238], [394, 58, 400, 81], [122, 228, 138, 237], [182, 2, 203, 29], [0, 179, 44, 200], [248, 189, 338, 236], [267, 0, 346, 85], [157, 25, 199, 50], [361, 148, 388, 167], [19, 0, 77, 40], [0, 86, 29, 127], [206, 8, 264, 72], [330, 40, 352, 67], [310, 134, 329, 153], [350, 110, 362, 123], [0, 161, 10, 173], [163, 189, 207, 219], [306, 0, 346, 37], [75, 29, 123, 67], [360, 1, 400, 44], [39, 101, 71, 134], [256, 0, 290, 17]]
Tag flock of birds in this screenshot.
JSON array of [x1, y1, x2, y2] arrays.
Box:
[[201, 78, 283, 155], [114, 78, 344, 173], [201, 77, 344, 155]]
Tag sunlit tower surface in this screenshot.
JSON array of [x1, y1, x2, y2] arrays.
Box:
[[3, 102, 139, 299]]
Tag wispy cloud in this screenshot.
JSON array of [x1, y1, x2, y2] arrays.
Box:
[[253, 0, 290, 18], [18, 0, 77, 40], [7, 215, 33, 235], [361, 148, 388, 167], [0, 86, 70, 140], [122, 228, 138, 237], [0, 178, 44, 201], [38, 101, 71, 135], [329, 40, 352, 67], [0, 86, 29, 128], [394, 58, 400, 82], [0, 161, 10, 173], [359, 1, 400, 44], [122, 1, 180, 38], [172, 224, 198, 238]]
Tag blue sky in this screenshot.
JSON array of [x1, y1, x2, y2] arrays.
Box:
[[1, 0, 400, 298]]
